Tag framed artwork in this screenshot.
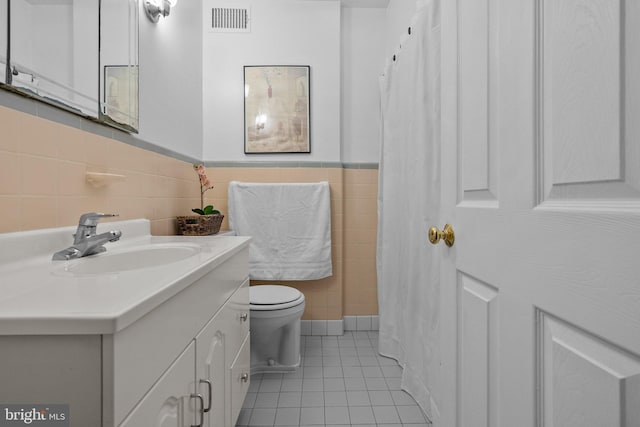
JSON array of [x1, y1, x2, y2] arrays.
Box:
[[103, 65, 139, 130], [244, 65, 310, 154]]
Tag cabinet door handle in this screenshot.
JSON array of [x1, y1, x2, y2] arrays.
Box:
[[199, 379, 212, 413], [240, 373, 249, 383], [190, 393, 204, 427], [240, 312, 248, 322]]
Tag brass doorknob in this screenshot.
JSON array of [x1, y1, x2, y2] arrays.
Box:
[[428, 224, 455, 247]]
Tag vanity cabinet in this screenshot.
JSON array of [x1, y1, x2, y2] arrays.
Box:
[[0, 239, 250, 427], [120, 280, 250, 427]]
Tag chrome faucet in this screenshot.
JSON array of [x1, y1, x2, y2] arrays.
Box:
[[52, 212, 122, 261]]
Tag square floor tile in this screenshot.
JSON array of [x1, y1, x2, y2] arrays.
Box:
[[248, 408, 276, 426], [254, 392, 279, 408], [372, 406, 401, 424], [323, 347, 340, 356], [259, 379, 283, 392], [300, 407, 324, 425], [284, 368, 304, 379], [323, 366, 343, 378], [303, 378, 324, 392], [345, 377, 367, 391], [342, 366, 364, 378], [340, 356, 361, 366], [304, 356, 323, 366], [359, 356, 380, 366], [362, 366, 384, 378], [274, 407, 301, 426], [324, 378, 346, 392], [325, 406, 350, 425], [349, 406, 375, 424], [323, 356, 342, 367], [322, 336, 339, 347], [301, 391, 324, 407], [278, 391, 302, 408], [324, 391, 348, 406], [339, 348, 358, 357], [365, 378, 388, 391], [305, 347, 323, 357], [368, 390, 394, 406], [281, 379, 303, 392], [303, 366, 323, 378], [346, 390, 370, 406]]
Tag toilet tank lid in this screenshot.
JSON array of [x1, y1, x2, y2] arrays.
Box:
[[250, 285, 302, 305]]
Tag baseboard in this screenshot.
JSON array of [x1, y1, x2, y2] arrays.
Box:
[[301, 316, 380, 336], [344, 315, 379, 331]]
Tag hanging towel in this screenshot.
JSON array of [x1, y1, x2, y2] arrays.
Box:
[[228, 181, 332, 280]]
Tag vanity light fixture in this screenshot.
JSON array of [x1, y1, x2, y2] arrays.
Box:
[[144, 0, 178, 23]]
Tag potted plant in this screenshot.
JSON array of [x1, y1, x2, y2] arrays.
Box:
[[176, 164, 224, 235]]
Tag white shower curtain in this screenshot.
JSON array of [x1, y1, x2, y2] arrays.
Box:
[[377, 0, 441, 420]]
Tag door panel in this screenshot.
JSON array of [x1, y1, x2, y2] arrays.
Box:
[[458, 274, 498, 427], [539, 0, 640, 204], [539, 312, 640, 426], [119, 342, 195, 427], [543, 0, 622, 186], [458, 0, 498, 203]]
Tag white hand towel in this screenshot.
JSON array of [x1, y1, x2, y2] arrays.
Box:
[[228, 181, 332, 280]]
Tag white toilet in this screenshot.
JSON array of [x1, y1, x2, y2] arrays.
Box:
[[249, 285, 305, 374]]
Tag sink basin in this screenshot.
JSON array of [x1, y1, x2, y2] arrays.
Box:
[[60, 243, 200, 275]]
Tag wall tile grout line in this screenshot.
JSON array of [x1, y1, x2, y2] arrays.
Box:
[[237, 331, 431, 427]]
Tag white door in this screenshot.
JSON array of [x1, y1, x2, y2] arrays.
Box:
[[438, 1, 640, 426]]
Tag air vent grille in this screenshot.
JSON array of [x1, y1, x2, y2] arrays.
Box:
[[210, 7, 250, 33]]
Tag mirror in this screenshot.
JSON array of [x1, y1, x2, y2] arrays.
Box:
[[9, 0, 100, 117], [0, 2, 7, 84], [100, 0, 139, 132], [2, 0, 139, 133]]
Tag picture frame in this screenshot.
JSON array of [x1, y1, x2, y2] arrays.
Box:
[[244, 65, 310, 154], [103, 65, 139, 131]]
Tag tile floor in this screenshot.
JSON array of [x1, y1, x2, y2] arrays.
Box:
[[236, 331, 431, 427]]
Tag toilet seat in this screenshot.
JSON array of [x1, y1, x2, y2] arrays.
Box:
[[250, 285, 305, 311]]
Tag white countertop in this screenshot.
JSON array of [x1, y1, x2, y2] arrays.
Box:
[[0, 220, 250, 335]]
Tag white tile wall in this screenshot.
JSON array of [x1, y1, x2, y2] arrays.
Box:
[[300, 317, 379, 336], [343, 315, 379, 332]]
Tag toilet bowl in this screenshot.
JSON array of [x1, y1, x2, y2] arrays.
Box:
[[250, 285, 305, 374]]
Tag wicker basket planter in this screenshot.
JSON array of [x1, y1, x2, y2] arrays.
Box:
[[176, 214, 224, 236]]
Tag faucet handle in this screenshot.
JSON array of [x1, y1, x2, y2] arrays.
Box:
[[78, 212, 119, 227]]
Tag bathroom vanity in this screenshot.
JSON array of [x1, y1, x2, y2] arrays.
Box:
[[0, 220, 251, 427]]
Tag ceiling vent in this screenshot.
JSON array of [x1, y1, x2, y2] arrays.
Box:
[[209, 5, 251, 33]]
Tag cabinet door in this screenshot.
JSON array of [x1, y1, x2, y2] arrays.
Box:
[[229, 334, 251, 426], [119, 342, 196, 427], [196, 306, 233, 427]]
